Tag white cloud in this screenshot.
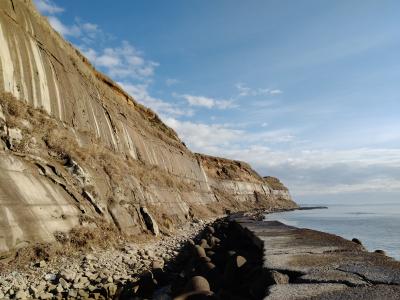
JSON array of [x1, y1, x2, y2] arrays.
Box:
[[47, 16, 106, 45], [236, 83, 283, 97], [34, 0, 64, 14], [82, 42, 159, 80], [164, 118, 295, 155], [219, 146, 400, 196], [164, 116, 400, 197], [166, 78, 180, 86], [180, 94, 237, 109], [48, 16, 81, 37], [164, 118, 244, 152], [270, 89, 283, 95], [119, 83, 191, 117]]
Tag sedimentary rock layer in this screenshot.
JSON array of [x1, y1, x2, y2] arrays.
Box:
[[0, 0, 297, 254]]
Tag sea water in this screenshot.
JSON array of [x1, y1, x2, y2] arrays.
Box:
[[264, 202, 400, 260]]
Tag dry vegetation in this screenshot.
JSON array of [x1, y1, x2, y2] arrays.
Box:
[[196, 153, 263, 183], [263, 176, 288, 190], [0, 92, 190, 191]]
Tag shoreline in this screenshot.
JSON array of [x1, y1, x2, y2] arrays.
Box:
[[1, 211, 399, 299]]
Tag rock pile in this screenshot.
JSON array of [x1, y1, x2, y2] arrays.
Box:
[[0, 220, 208, 299], [118, 218, 273, 299]]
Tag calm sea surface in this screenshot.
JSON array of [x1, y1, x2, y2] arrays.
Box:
[[264, 202, 400, 260]]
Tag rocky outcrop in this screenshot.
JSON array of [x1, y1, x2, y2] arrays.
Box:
[[197, 154, 298, 211], [0, 0, 297, 255]]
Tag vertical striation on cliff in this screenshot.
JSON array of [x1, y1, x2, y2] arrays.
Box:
[[0, 0, 297, 254]]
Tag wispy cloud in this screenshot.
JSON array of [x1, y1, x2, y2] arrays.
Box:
[[179, 94, 237, 109], [120, 83, 192, 117], [164, 118, 294, 154], [164, 115, 400, 197], [47, 16, 81, 37], [236, 83, 283, 97], [81, 42, 159, 80], [34, 0, 64, 14], [164, 118, 244, 151], [166, 78, 180, 86]]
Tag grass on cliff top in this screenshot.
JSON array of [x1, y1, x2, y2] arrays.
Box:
[[264, 176, 288, 191]]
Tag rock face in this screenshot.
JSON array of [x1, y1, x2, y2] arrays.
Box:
[[0, 0, 298, 254]]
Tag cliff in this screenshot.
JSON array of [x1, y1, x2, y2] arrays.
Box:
[[0, 0, 297, 255]]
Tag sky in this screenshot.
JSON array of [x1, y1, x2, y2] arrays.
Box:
[[33, 0, 400, 204]]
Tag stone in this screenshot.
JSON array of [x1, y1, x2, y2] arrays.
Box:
[[104, 283, 118, 297], [199, 239, 210, 249], [44, 273, 57, 282], [15, 290, 28, 299], [47, 284, 57, 292], [79, 276, 89, 284], [174, 290, 214, 300], [56, 284, 63, 293], [85, 254, 97, 262], [235, 256, 247, 268], [152, 260, 164, 270], [88, 285, 97, 292], [352, 238, 363, 245], [375, 249, 387, 255], [194, 245, 207, 258], [58, 278, 69, 289], [206, 226, 215, 234], [268, 270, 290, 284], [185, 276, 210, 292], [68, 290, 78, 298], [38, 260, 47, 268], [38, 292, 53, 300], [78, 289, 89, 298]]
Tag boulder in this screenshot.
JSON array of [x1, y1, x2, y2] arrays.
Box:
[[174, 290, 215, 300], [352, 238, 363, 246], [375, 249, 387, 255], [185, 276, 211, 292], [194, 245, 207, 258], [199, 239, 210, 249]]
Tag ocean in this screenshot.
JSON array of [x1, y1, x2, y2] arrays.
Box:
[[264, 202, 400, 260]]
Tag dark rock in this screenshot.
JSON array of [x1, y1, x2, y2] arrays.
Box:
[[206, 226, 215, 234], [194, 245, 207, 258], [136, 271, 157, 298], [200, 239, 210, 249], [352, 238, 363, 246], [185, 276, 211, 292], [174, 290, 215, 300]]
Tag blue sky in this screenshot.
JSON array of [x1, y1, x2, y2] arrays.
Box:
[[34, 0, 400, 203]]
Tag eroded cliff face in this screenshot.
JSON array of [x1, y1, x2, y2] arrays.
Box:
[[0, 0, 297, 254], [196, 154, 297, 212]]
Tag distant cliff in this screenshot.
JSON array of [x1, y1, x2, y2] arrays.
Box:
[[0, 0, 297, 254]]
